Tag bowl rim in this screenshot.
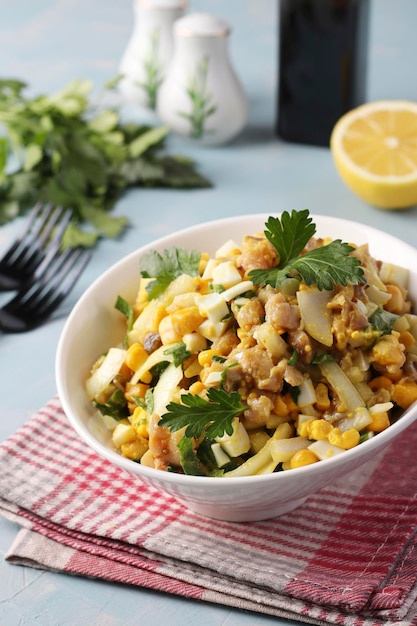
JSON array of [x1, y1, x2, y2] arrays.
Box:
[[56, 212, 417, 487]]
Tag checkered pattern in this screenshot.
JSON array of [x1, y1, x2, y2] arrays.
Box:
[[1, 396, 417, 625]]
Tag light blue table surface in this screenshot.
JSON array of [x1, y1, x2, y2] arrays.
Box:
[[1, 1, 417, 624]]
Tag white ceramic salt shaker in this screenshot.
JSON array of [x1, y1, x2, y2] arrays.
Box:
[[119, 0, 187, 111], [156, 12, 248, 145]]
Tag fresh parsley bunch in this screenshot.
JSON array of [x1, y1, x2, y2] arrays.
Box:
[[0, 77, 211, 247]]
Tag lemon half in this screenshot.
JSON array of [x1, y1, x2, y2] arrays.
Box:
[[330, 100, 417, 210]]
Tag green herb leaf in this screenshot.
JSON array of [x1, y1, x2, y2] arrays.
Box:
[[140, 247, 201, 299], [115, 295, 134, 347], [128, 125, 170, 158], [264, 210, 316, 267], [288, 240, 364, 290], [311, 352, 335, 364], [288, 350, 299, 366], [0, 77, 212, 245], [159, 388, 247, 440], [163, 342, 191, 367], [249, 210, 365, 291], [177, 437, 206, 476], [369, 307, 398, 335], [93, 389, 129, 420]]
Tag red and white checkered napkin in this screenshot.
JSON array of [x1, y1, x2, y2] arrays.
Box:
[[1, 398, 417, 626]]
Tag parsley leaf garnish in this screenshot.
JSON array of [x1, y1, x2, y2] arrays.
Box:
[[159, 388, 247, 439], [177, 437, 206, 476], [263, 210, 316, 266], [249, 210, 365, 291], [115, 295, 134, 347], [93, 389, 129, 420], [140, 247, 201, 299], [369, 307, 398, 336]]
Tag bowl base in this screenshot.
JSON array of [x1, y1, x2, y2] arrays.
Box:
[[182, 495, 308, 522]]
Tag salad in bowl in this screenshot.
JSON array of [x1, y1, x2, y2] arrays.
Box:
[[56, 210, 417, 520], [84, 210, 417, 478]]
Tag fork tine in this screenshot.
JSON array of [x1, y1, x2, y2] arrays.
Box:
[[16, 247, 91, 320], [0, 202, 44, 265], [0, 203, 51, 267], [30, 209, 73, 280], [37, 249, 91, 319], [9, 206, 66, 270], [0, 204, 72, 281], [0, 246, 91, 332]]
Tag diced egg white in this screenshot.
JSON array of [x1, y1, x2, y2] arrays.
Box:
[[308, 440, 345, 460], [197, 319, 229, 340], [211, 442, 231, 468], [212, 261, 242, 289], [196, 292, 229, 323], [215, 239, 240, 258], [202, 257, 219, 280], [85, 347, 127, 400], [297, 378, 317, 407], [216, 418, 251, 457], [221, 280, 254, 302]]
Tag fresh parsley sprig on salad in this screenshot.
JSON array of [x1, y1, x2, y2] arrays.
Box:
[[248, 210, 365, 291], [140, 247, 201, 299], [159, 388, 247, 440]]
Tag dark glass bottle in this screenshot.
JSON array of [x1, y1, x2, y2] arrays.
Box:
[[276, 0, 370, 147]]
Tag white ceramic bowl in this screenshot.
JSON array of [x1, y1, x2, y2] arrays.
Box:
[[56, 214, 417, 522]]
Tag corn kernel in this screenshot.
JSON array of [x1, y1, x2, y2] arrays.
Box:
[[130, 405, 146, 423], [274, 394, 289, 417], [282, 392, 298, 413], [129, 407, 149, 438], [315, 382, 330, 411], [369, 376, 394, 392], [120, 437, 148, 460], [198, 349, 222, 367], [198, 252, 210, 274], [140, 370, 153, 384], [341, 428, 360, 448], [136, 422, 149, 438], [309, 419, 332, 440], [158, 315, 182, 345], [183, 356, 202, 378], [125, 343, 148, 371], [328, 427, 360, 449], [392, 380, 417, 409], [399, 330, 415, 350], [367, 411, 390, 432], [171, 306, 206, 335], [290, 449, 319, 469], [188, 381, 206, 395], [125, 382, 149, 402], [297, 418, 314, 438], [152, 304, 167, 332]]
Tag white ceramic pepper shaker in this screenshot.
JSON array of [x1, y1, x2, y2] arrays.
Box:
[[156, 12, 248, 146], [119, 0, 188, 111]]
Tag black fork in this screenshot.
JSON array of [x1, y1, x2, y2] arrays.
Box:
[[0, 203, 72, 291], [0, 246, 91, 332]]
